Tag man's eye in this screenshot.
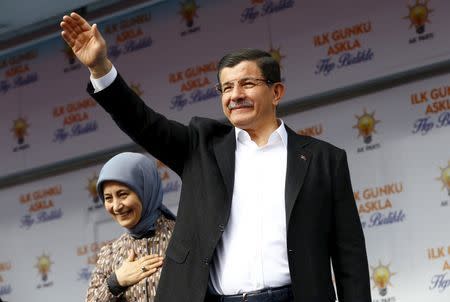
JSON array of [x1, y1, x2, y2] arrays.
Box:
[[222, 85, 232, 92], [242, 81, 256, 88]]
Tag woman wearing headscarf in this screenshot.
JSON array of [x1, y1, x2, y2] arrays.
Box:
[[87, 152, 175, 302]]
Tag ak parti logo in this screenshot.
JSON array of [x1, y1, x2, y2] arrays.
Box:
[[404, 0, 435, 44], [35, 253, 54, 289], [437, 161, 450, 197], [11, 116, 31, 152], [179, 0, 200, 36], [62, 43, 81, 72], [269, 45, 286, 68], [179, 0, 199, 28], [86, 173, 102, 210], [404, 0, 433, 34], [11, 116, 29, 145], [268, 45, 286, 82], [130, 82, 144, 97], [371, 261, 396, 298], [353, 108, 382, 153], [353, 108, 380, 144]]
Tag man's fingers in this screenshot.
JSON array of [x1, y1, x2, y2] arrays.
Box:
[[60, 20, 83, 43], [60, 31, 75, 48], [63, 15, 87, 35], [92, 24, 101, 39], [70, 12, 92, 31], [60, 20, 75, 36]]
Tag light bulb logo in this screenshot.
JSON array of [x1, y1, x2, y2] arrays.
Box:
[[86, 173, 99, 203], [268, 46, 285, 68], [130, 83, 143, 96], [36, 253, 53, 282], [11, 117, 30, 144], [371, 261, 395, 296], [404, 0, 433, 34], [353, 108, 380, 144], [437, 161, 450, 196], [179, 0, 199, 28]]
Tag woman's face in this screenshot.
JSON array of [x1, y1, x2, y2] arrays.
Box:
[[102, 181, 143, 229]]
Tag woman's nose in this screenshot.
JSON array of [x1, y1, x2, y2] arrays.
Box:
[[112, 198, 123, 211]]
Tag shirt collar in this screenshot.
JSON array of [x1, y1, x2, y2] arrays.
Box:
[[234, 119, 288, 148]]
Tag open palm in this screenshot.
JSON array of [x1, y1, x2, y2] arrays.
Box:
[[60, 12, 107, 69]]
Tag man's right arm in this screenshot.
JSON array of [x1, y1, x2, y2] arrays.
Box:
[[61, 12, 193, 175]]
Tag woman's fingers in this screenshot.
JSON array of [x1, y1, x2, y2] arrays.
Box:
[[140, 255, 164, 272]]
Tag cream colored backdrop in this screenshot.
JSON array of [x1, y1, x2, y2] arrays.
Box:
[[0, 1, 449, 301]]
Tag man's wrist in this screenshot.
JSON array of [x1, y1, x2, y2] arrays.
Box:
[[89, 59, 113, 79]]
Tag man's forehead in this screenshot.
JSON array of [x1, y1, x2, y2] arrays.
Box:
[[219, 61, 261, 83]]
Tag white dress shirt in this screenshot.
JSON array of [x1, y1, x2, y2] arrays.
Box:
[[210, 124, 291, 294], [91, 67, 292, 295]]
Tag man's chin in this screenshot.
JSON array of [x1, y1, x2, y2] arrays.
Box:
[[228, 112, 253, 126], [230, 119, 252, 130]]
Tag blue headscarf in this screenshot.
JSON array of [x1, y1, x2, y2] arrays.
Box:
[[96, 152, 175, 238]]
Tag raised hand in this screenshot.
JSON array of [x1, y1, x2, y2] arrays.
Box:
[[60, 12, 112, 78], [115, 249, 164, 287]]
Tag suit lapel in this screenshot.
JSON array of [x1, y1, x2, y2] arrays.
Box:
[[285, 127, 312, 225], [213, 130, 236, 201]]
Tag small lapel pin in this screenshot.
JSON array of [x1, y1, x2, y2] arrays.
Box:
[[300, 154, 307, 161]]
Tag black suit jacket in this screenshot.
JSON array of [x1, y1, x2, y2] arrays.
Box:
[[89, 74, 371, 302]]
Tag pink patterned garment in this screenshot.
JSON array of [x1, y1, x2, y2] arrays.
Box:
[[86, 215, 175, 301]]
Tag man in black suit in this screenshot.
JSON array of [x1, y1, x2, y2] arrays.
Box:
[[61, 12, 371, 302]]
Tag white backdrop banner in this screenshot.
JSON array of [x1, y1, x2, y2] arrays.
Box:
[[1, 0, 450, 301]]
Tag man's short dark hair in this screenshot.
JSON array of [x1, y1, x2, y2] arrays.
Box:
[[217, 48, 281, 84]]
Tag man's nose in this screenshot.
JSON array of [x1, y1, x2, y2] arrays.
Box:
[[229, 84, 245, 100]]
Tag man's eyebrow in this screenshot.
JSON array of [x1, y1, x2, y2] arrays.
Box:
[[221, 77, 254, 86]]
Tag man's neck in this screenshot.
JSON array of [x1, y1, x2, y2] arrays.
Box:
[[244, 120, 280, 147]]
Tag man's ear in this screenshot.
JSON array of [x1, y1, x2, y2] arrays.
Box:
[[272, 82, 285, 106]]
